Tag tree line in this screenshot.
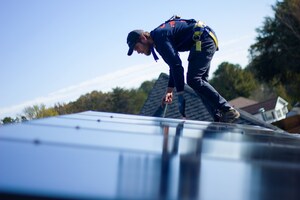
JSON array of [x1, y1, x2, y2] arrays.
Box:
[[0, 80, 156, 124], [1, 0, 299, 124], [211, 0, 299, 105]]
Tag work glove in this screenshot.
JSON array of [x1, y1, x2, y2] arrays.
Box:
[[177, 94, 186, 118]]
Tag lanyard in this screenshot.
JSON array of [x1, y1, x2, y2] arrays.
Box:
[[151, 46, 159, 62]]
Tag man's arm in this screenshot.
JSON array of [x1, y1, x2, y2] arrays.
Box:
[[155, 38, 185, 92]]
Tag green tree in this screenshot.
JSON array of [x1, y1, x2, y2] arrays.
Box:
[[210, 62, 258, 100], [23, 104, 58, 120], [277, 0, 300, 40], [20, 116, 28, 122], [66, 80, 155, 115], [247, 0, 300, 103], [138, 79, 156, 94], [1, 117, 16, 124], [53, 102, 72, 115], [17, 79, 156, 119], [68, 90, 112, 113], [110, 87, 140, 114]]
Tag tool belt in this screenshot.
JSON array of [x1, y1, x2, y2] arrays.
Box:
[[193, 21, 219, 51]]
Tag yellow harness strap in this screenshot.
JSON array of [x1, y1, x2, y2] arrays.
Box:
[[208, 31, 218, 49], [193, 31, 202, 51], [193, 21, 218, 51]]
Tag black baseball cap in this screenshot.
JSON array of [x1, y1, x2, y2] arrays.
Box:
[[127, 30, 143, 56]]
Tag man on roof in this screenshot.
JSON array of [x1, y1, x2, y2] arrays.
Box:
[[126, 15, 240, 123]]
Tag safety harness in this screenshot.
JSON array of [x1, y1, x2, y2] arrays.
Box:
[[151, 16, 219, 61], [193, 20, 219, 51], [165, 16, 219, 52]]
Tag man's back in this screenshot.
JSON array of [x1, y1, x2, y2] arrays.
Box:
[[150, 19, 196, 52]]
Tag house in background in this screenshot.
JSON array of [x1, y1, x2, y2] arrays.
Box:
[[272, 102, 300, 134], [237, 96, 289, 123]]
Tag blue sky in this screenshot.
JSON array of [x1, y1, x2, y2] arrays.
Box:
[[0, 0, 276, 119]]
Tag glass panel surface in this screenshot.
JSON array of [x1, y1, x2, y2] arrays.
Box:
[[1, 111, 300, 199]]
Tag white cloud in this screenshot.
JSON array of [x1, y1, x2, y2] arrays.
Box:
[[0, 62, 168, 119]]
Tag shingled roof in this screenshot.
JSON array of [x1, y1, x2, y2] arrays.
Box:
[[140, 73, 282, 131]]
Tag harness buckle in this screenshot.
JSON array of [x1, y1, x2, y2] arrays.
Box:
[[193, 32, 202, 41], [193, 20, 219, 51], [193, 29, 203, 51]]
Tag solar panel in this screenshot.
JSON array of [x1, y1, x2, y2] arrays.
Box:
[[1, 111, 300, 199]]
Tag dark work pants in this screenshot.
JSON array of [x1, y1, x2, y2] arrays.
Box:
[[186, 34, 231, 121]]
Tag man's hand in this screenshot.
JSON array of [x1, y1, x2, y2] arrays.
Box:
[[161, 87, 174, 106], [162, 92, 173, 106]]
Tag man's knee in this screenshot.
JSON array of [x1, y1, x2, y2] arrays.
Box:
[[187, 76, 204, 89]]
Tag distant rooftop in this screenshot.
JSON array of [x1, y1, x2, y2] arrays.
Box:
[[229, 97, 258, 108], [241, 97, 279, 114]]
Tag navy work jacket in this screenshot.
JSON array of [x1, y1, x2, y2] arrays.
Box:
[[150, 19, 197, 92]]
